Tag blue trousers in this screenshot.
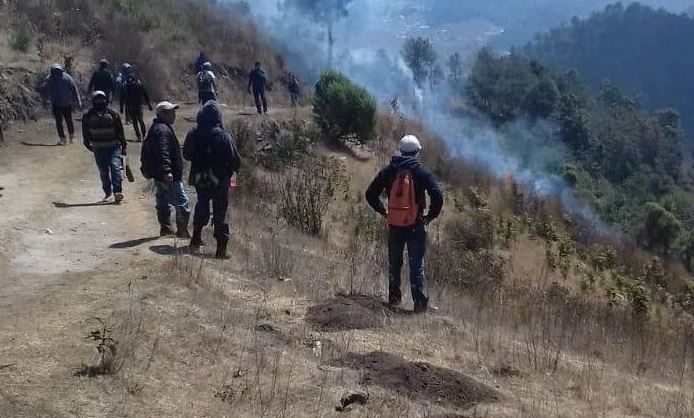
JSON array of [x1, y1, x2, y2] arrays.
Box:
[[193, 184, 230, 241], [154, 181, 190, 214], [388, 223, 428, 305], [93, 145, 123, 196]]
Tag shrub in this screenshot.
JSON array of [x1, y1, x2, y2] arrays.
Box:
[[277, 157, 342, 235], [10, 31, 31, 52], [313, 70, 376, 143]]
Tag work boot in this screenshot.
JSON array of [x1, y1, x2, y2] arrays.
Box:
[[176, 209, 191, 239], [413, 298, 429, 314], [114, 192, 124, 204], [157, 209, 174, 236], [215, 239, 229, 260], [58, 137, 66, 146], [189, 225, 205, 253]]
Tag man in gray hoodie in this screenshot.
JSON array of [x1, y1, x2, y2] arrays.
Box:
[[41, 63, 81, 145]]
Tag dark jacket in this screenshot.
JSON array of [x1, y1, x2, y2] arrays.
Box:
[[248, 68, 267, 92], [120, 77, 152, 113], [88, 69, 115, 94], [366, 156, 444, 223], [145, 118, 184, 182], [183, 101, 240, 186], [42, 69, 81, 108], [82, 106, 126, 153]]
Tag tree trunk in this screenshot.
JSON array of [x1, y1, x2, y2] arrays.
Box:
[[327, 19, 335, 69]]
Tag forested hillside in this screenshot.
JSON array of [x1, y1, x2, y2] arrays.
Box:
[[523, 2, 694, 131], [466, 49, 694, 266]]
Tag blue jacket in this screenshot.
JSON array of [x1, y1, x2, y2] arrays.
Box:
[[42, 69, 81, 108], [183, 101, 240, 186], [366, 156, 444, 222]]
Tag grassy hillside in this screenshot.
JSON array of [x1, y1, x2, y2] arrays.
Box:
[[0, 0, 291, 111], [1, 1, 694, 416]]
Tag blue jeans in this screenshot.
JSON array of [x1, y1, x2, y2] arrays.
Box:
[[193, 184, 230, 241], [388, 223, 428, 306], [93, 145, 123, 196], [154, 181, 190, 214]]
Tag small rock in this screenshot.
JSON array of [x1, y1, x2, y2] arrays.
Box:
[[336, 389, 369, 412], [44, 228, 53, 235]]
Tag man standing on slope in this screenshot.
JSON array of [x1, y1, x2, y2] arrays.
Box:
[[183, 101, 241, 259], [248, 61, 268, 114], [196, 62, 218, 105], [41, 63, 81, 145], [88, 59, 115, 104], [140, 102, 191, 238], [120, 67, 153, 141], [82, 91, 127, 203], [366, 135, 443, 313]]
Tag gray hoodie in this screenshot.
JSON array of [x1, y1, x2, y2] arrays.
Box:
[[42, 66, 81, 108]]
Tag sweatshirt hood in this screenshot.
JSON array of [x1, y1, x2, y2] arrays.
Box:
[[390, 155, 421, 170], [197, 100, 223, 131]]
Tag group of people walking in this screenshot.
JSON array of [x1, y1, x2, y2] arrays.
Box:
[[40, 54, 441, 312]]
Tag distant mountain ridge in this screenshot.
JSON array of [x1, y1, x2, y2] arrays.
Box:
[[523, 2, 694, 131]]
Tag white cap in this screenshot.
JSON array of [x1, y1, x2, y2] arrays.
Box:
[[399, 134, 422, 154], [92, 90, 107, 99], [155, 101, 180, 114]]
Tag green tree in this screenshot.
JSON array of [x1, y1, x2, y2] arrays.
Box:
[[313, 70, 376, 143], [643, 202, 682, 257], [283, 0, 354, 68], [401, 37, 437, 89]]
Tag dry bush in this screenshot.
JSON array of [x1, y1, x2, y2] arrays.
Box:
[[277, 157, 344, 235]]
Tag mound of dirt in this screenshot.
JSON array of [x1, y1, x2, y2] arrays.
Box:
[[305, 294, 391, 331], [333, 351, 500, 410], [0, 67, 42, 125]]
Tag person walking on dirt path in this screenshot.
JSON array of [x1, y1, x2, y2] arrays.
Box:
[[41, 63, 81, 145], [82, 91, 127, 204], [196, 62, 218, 105], [195, 51, 208, 74], [288, 74, 300, 107], [248, 61, 268, 114], [183, 101, 241, 259], [365, 135, 444, 313], [120, 68, 152, 142], [140, 101, 191, 238], [88, 59, 115, 104]]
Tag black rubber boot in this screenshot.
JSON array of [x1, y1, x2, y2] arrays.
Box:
[[176, 209, 191, 239], [190, 225, 204, 253], [157, 209, 174, 236], [215, 239, 229, 260]]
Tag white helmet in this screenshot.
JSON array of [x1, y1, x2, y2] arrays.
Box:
[[399, 135, 422, 154]]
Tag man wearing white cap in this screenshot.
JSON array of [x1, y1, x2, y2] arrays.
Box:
[[366, 134, 444, 313], [82, 91, 127, 203], [140, 101, 191, 237]]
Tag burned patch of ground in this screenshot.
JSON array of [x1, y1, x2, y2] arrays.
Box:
[[305, 294, 393, 331], [333, 351, 499, 410]]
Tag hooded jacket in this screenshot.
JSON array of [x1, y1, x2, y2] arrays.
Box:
[[88, 68, 115, 94], [42, 67, 81, 108], [183, 101, 240, 187], [120, 76, 152, 113], [366, 156, 444, 223]]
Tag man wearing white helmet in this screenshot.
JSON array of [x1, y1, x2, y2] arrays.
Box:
[[196, 61, 218, 104], [40, 63, 81, 145], [82, 91, 127, 203], [366, 134, 444, 313]]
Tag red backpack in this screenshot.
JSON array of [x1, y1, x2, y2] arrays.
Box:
[[388, 170, 419, 227]]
